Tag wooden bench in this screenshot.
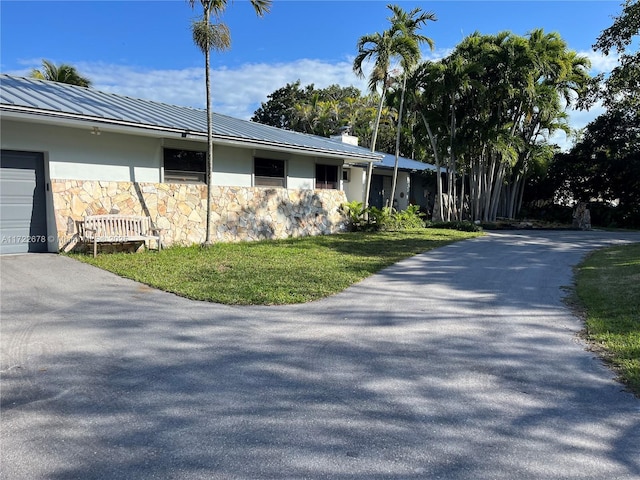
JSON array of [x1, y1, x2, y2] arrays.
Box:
[[81, 215, 162, 257]]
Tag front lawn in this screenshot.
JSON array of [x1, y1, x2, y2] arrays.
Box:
[[575, 243, 640, 396], [70, 229, 481, 305]]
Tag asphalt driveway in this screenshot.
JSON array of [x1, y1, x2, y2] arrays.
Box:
[[1, 230, 639, 479]]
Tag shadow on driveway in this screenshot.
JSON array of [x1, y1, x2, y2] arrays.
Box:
[[1, 230, 639, 479]]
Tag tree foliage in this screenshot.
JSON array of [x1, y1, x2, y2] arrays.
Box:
[[385, 6, 437, 210], [407, 30, 590, 222], [251, 81, 312, 130], [529, 109, 640, 227], [353, 4, 434, 209], [30, 59, 92, 87], [525, 0, 640, 228], [593, 0, 640, 110], [253, 14, 600, 226], [251, 81, 398, 152]]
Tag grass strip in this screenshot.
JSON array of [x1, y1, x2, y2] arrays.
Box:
[[69, 229, 480, 305], [575, 243, 640, 396]]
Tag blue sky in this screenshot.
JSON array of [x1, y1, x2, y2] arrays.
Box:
[[1, 0, 624, 149]]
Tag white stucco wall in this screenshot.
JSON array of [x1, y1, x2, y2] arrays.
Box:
[[1, 119, 162, 182], [343, 166, 367, 204], [211, 144, 253, 187], [285, 156, 313, 190]]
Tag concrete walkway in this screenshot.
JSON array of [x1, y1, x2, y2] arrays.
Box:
[[1, 230, 639, 479]]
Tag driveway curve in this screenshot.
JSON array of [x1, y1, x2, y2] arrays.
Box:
[[1, 230, 639, 479]]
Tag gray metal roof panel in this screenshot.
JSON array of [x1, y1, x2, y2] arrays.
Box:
[[340, 141, 437, 172], [376, 151, 437, 172], [0, 74, 381, 161]]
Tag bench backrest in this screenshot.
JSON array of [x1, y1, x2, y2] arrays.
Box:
[[82, 215, 151, 238]]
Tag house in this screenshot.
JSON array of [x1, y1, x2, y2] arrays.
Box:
[[0, 74, 382, 254]]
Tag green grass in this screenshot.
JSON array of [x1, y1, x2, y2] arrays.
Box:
[[575, 243, 640, 396], [69, 229, 481, 305]]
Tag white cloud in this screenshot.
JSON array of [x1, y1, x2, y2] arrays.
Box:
[[579, 50, 619, 75], [54, 59, 371, 120], [210, 59, 369, 119], [63, 50, 453, 121], [7, 57, 370, 120]]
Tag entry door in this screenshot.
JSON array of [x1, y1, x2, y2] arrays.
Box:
[[0, 150, 48, 254], [369, 174, 385, 209]]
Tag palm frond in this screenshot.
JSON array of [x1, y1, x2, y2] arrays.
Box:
[[192, 19, 231, 53]]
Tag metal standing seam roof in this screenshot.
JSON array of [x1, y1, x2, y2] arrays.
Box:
[[0, 74, 382, 163], [373, 151, 437, 172], [343, 147, 437, 172]]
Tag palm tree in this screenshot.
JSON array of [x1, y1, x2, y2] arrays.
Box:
[[387, 5, 436, 210], [188, 0, 271, 245], [353, 5, 425, 210], [30, 59, 92, 87]]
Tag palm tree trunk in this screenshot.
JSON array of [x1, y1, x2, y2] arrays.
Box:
[[421, 114, 443, 221], [483, 152, 495, 222], [389, 74, 407, 211], [364, 86, 387, 210], [446, 111, 456, 222], [204, 11, 213, 246], [516, 175, 526, 217], [458, 170, 466, 220], [489, 161, 506, 221]]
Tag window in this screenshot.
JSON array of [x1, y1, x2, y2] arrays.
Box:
[[254, 158, 285, 187], [316, 164, 339, 189], [164, 148, 206, 184]]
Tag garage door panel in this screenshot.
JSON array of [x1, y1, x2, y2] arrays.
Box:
[[0, 150, 48, 254]]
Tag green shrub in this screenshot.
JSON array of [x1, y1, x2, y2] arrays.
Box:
[[384, 205, 426, 230], [426, 220, 483, 232], [343, 202, 428, 232], [367, 206, 392, 230], [341, 201, 367, 231]]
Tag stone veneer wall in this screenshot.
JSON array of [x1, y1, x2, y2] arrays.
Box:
[[52, 179, 349, 250]]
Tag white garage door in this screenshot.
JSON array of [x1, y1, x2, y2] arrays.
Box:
[[0, 150, 48, 254]]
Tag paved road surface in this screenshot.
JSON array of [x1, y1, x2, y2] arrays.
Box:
[[1, 230, 639, 479]]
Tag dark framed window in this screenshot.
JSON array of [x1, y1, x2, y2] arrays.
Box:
[[316, 164, 339, 189], [254, 158, 285, 187], [164, 148, 206, 184]]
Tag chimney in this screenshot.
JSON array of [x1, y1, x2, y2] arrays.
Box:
[[330, 125, 359, 146]]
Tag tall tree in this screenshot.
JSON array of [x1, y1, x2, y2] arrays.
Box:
[[532, 109, 640, 227], [538, 0, 640, 228], [387, 5, 436, 211], [408, 30, 590, 222], [188, 0, 271, 245], [252, 82, 381, 142], [353, 4, 422, 210], [593, 0, 640, 111], [251, 80, 312, 130], [30, 59, 92, 87]]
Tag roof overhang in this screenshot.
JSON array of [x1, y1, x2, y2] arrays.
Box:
[[1, 105, 383, 164], [345, 160, 438, 172]]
